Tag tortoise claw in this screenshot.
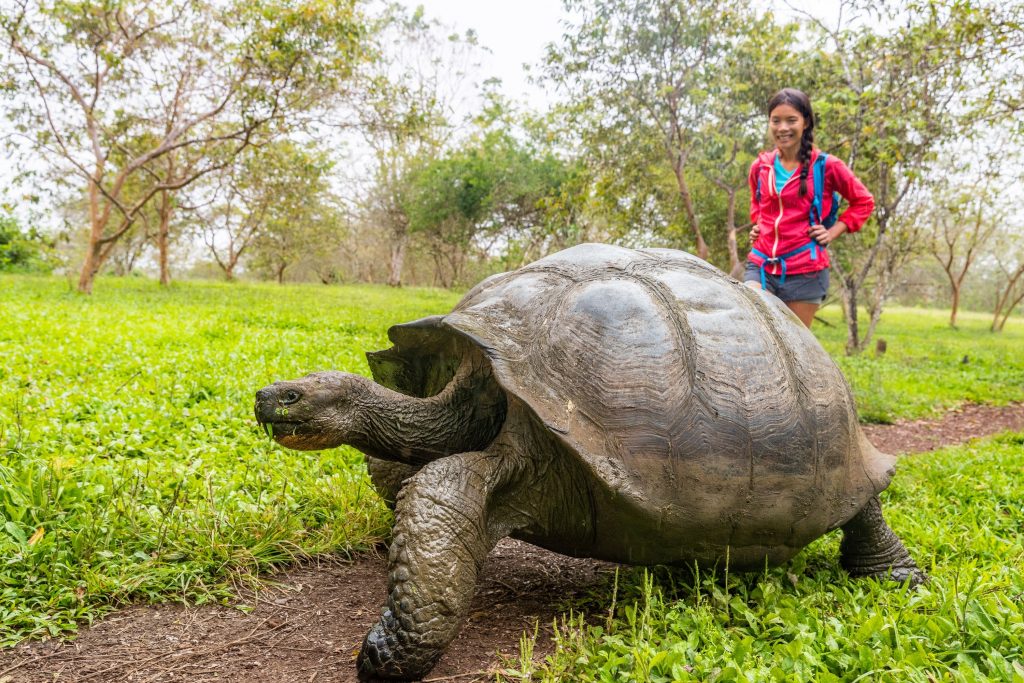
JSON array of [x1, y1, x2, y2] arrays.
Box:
[[885, 565, 929, 588], [357, 610, 439, 682]]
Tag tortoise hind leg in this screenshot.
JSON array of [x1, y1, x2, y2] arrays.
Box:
[[839, 495, 928, 586], [357, 451, 513, 681]]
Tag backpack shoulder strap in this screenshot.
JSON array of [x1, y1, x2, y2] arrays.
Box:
[[810, 152, 828, 226], [755, 158, 763, 203]]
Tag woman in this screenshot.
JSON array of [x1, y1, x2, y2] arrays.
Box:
[[746, 88, 874, 328]]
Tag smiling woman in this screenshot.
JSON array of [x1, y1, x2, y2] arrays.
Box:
[[745, 88, 876, 328]]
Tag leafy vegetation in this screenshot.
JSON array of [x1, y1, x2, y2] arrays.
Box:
[[815, 306, 1024, 423], [5, 0, 1021, 344], [0, 275, 459, 644], [0, 275, 1021, 661], [1, 0, 368, 293], [0, 212, 53, 273], [500, 434, 1024, 682]]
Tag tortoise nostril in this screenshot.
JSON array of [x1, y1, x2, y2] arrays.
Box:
[[281, 390, 301, 405]]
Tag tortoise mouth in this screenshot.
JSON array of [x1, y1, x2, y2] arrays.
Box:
[[257, 418, 340, 450], [257, 419, 307, 440]]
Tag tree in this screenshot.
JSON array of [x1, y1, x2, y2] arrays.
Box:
[[1, 0, 367, 293], [799, 0, 1018, 353], [989, 224, 1024, 333], [245, 144, 347, 284], [403, 124, 580, 286], [353, 4, 482, 286], [104, 221, 151, 276], [0, 209, 54, 271], [928, 173, 1002, 328], [544, 0, 785, 260], [690, 21, 803, 276], [186, 140, 334, 281]]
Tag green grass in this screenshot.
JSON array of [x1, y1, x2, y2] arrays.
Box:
[[0, 275, 460, 644], [0, 274, 1022, 668], [500, 434, 1024, 682], [814, 306, 1024, 423]]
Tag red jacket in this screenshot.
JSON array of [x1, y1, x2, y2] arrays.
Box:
[[747, 148, 874, 275]]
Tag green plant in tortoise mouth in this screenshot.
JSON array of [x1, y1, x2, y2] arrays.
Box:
[[254, 243, 926, 681]]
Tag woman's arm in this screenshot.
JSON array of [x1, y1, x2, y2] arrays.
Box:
[[829, 157, 875, 232]]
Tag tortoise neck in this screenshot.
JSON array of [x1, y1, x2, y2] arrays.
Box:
[[350, 361, 506, 465]]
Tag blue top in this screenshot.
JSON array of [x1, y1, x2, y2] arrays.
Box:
[[774, 155, 795, 193]]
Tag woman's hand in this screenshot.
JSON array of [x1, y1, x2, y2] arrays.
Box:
[[809, 221, 848, 246], [749, 224, 760, 242]]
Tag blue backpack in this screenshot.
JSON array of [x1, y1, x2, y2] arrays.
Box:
[[755, 152, 840, 228]]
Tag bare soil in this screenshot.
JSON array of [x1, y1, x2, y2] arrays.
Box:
[[3, 403, 1022, 683], [860, 402, 1024, 455]]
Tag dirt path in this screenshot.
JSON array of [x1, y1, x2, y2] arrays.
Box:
[[3, 403, 1023, 683], [861, 402, 1024, 455]]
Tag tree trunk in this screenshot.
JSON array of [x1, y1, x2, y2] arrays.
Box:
[[276, 263, 286, 284], [991, 266, 1024, 332], [672, 164, 708, 261], [949, 284, 961, 328], [388, 233, 407, 287], [997, 296, 1023, 331], [157, 191, 173, 286], [78, 179, 105, 294], [78, 242, 103, 295], [993, 287, 1024, 332], [832, 259, 862, 355], [725, 191, 741, 277], [843, 285, 861, 355]]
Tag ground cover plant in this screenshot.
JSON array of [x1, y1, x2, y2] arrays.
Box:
[[0, 275, 461, 645], [501, 434, 1024, 682], [815, 307, 1024, 424], [1, 273, 1022, 668]]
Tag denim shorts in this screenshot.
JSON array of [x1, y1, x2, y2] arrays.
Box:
[[743, 261, 830, 304]]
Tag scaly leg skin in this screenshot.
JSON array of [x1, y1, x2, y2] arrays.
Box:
[[840, 495, 928, 586], [357, 451, 509, 681]]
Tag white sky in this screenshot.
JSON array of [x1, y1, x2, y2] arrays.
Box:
[[409, 0, 568, 104], [411, 0, 844, 103]]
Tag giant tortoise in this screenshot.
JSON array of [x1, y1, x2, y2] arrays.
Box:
[[254, 243, 925, 681]]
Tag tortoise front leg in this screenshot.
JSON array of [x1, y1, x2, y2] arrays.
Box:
[[357, 451, 511, 681], [839, 495, 928, 586]]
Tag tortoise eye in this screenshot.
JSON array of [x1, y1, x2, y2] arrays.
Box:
[[281, 390, 301, 405]]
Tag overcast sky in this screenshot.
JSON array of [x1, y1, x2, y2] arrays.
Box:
[[412, 0, 844, 103]]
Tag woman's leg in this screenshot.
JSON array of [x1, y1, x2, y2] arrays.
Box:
[[785, 301, 819, 328], [782, 269, 828, 328]]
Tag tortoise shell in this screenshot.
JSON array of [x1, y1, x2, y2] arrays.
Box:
[[367, 243, 894, 567]]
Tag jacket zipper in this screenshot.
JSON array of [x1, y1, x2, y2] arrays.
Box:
[[769, 161, 799, 276]]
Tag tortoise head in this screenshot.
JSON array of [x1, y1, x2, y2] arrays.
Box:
[[254, 371, 367, 451]]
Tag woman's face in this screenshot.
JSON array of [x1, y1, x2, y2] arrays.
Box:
[[769, 103, 806, 157]]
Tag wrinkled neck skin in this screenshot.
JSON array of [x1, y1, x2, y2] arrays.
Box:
[[346, 357, 506, 466]]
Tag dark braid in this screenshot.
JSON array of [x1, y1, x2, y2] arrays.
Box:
[[798, 129, 814, 197], [766, 88, 817, 197]]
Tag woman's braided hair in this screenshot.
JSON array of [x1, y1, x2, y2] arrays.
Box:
[[767, 88, 815, 197]]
